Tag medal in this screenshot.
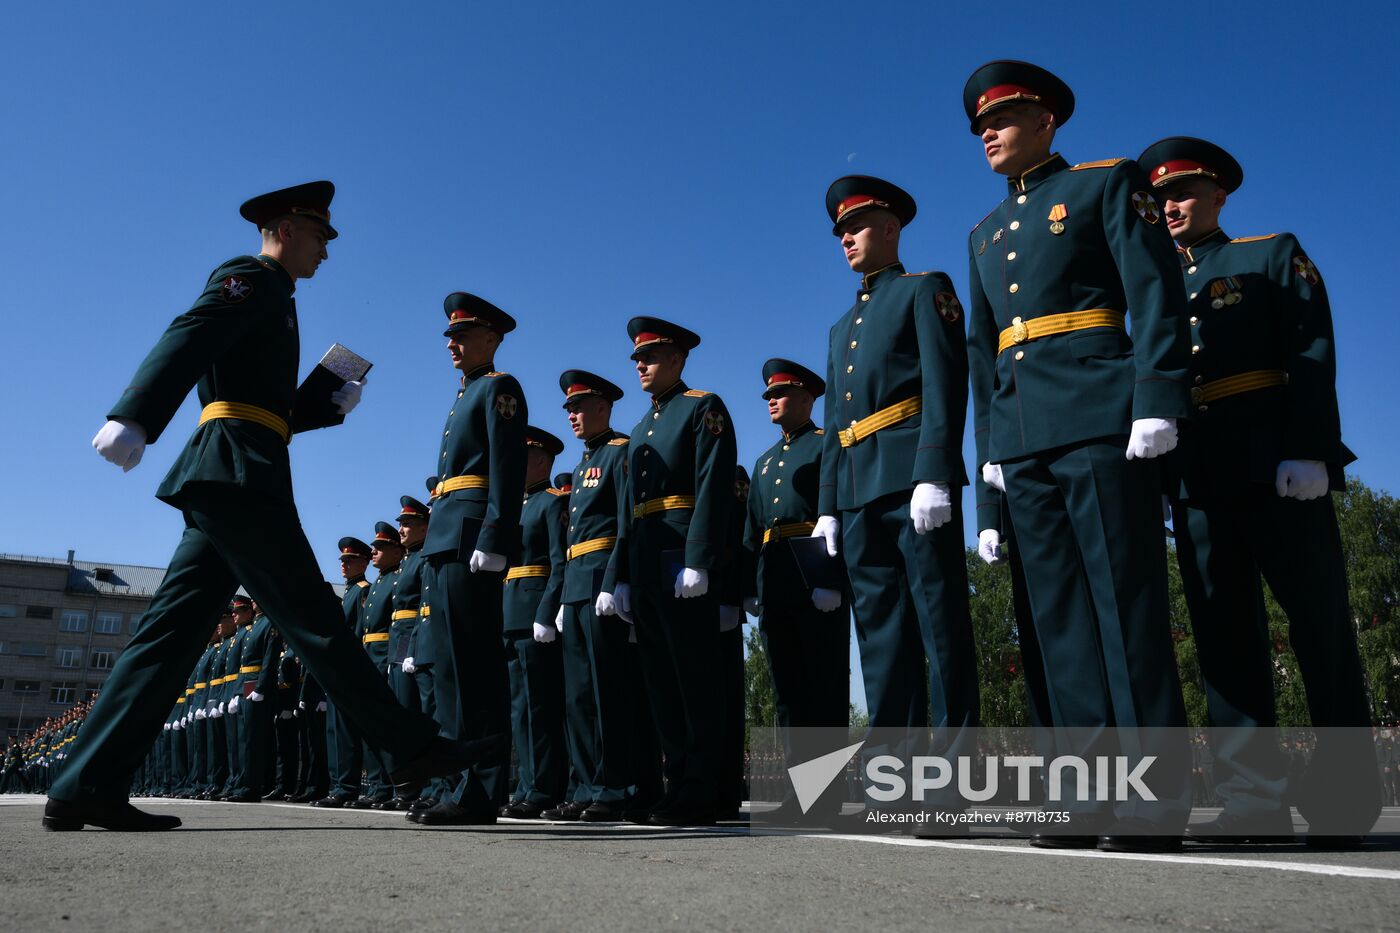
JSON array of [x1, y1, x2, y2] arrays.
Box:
[[1048, 204, 1067, 235]]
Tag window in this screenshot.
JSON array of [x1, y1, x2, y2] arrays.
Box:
[[128, 615, 140, 635], [89, 650, 115, 670], [49, 682, 77, 705], [55, 646, 82, 669], [59, 610, 88, 633], [0, 604, 16, 618], [95, 612, 123, 635], [13, 681, 40, 694], [26, 605, 53, 619], [19, 643, 47, 657]]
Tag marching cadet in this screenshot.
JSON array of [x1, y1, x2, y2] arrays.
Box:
[[962, 61, 1192, 850], [409, 292, 526, 826], [316, 537, 372, 808], [622, 316, 738, 826], [743, 359, 849, 822], [351, 522, 405, 808], [816, 175, 979, 828], [547, 370, 640, 822], [1140, 136, 1380, 847], [58, 181, 485, 832], [391, 496, 441, 811], [225, 599, 280, 801], [500, 426, 569, 818]]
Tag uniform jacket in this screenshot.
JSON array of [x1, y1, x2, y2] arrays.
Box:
[[744, 420, 827, 607], [360, 567, 402, 667], [562, 430, 631, 604], [391, 544, 430, 664], [503, 481, 567, 631]]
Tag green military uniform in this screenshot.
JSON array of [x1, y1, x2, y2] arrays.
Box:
[[352, 523, 404, 805], [502, 427, 569, 811], [744, 360, 849, 817], [389, 496, 442, 806], [622, 317, 737, 824], [227, 605, 280, 799], [555, 371, 649, 818], [323, 544, 371, 804], [415, 293, 526, 822], [204, 629, 235, 795], [715, 465, 749, 818], [820, 177, 978, 814], [268, 640, 301, 799], [190, 633, 221, 796], [217, 613, 249, 796], [50, 182, 445, 813], [1141, 136, 1379, 838], [963, 62, 1191, 835]]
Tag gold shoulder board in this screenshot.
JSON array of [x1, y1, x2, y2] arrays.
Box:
[[900, 270, 932, 277], [814, 428, 825, 435], [684, 389, 711, 397], [356, 580, 369, 588], [1230, 234, 1279, 243], [546, 487, 564, 496], [608, 437, 629, 445], [485, 371, 506, 377], [1070, 158, 1125, 171]]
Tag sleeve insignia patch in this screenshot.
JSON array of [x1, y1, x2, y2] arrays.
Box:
[[935, 291, 963, 323], [1131, 191, 1161, 224], [221, 275, 252, 302], [704, 411, 726, 436], [1292, 254, 1320, 286], [495, 394, 519, 419]]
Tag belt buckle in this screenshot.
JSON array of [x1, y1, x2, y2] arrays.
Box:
[[1010, 316, 1029, 345], [838, 427, 856, 447]]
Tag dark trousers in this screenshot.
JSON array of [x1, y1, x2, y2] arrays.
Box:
[[206, 713, 227, 793], [574, 600, 637, 803], [49, 486, 439, 803], [326, 701, 364, 798], [559, 602, 601, 803], [1174, 489, 1381, 833], [626, 635, 664, 807], [717, 623, 746, 812], [504, 629, 567, 805], [230, 699, 275, 796], [428, 558, 511, 816], [273, 708, 299, 793], [1002, 438, 1190, 828], [221, 696, 241, 792], [298, 706, 329, 797]]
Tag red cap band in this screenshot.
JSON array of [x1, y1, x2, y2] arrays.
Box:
[[1151, 159, 1217, 185], [976, 83, 1041, 116]]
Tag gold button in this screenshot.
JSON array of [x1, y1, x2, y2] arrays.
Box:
[[1009, 283, 1019, 293], [641, 471, 647, 477], [1189, 292, 1198, 299], [775, 479, 782, 485], [855, 317, 863, 324], [1189, 316, 1199, 325], [1188, 265, 1198, 275], [773, 497, 779, 504], [844, 392, 852, 400], [778, 461, 784, 467], [653, 412, 660, 420], [1195, 375, 1203, 384], [569, 525, 575, 531], [643, 449, 649, 456], [850, 420, 858, 426], [1191, 345, 1200, 354], [443, 431, 449, 436], [782, 445, 790, 451], [860, 294, 870, 302], [1007, 251, 1017, 261], [1010, 221, 1020, 230], [571, 506, 577, 512], [846, 365, 854, 373], [850, 340, 857, 348], [1014, 350, 1025, 361], [1197, 405, 1208, 412], [647, 430, 653, 436], [1016, 195, 1027, 204]]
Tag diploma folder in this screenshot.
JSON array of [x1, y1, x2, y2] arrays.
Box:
[[786, 536, 846, 592], [295, 344, 373, 431]]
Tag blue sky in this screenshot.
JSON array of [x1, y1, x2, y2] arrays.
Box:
[[3, 2, 1397, 712]]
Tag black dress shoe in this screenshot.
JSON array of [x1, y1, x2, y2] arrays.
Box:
[[261, 789, 288, 802], [389, 733, 509, 787], [409, 797, 437, 812], [288, 790, 319, 803], [412, 802, 497, 826], [312, 794, 356, 809], [1097, 819, 1183, 853], [379, 797, 413, 811], [502, 801, 547, 819], [542, 800, 589, 821], [1305, 834, 1366, 850], [350, 795, 389, 810], [580, 801, 623, 823], [649, 805, 715, 827], [1185, 812, 1295, 844], [43, 798, 182, 832]]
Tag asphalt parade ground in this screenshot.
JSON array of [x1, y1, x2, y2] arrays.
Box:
[[3, 796, 1398, 932]]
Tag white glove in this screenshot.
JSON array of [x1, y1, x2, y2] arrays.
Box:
[[402, 657, 416, 674], [163, 723, 171, 731], [613, 583, 633, 623], [1126, 418, 1178, 460], [248, 691, 264, 703], [554, 606, 565, 632], [278, 710, 294, 720], [743, 597, 761, 617], [719, 605, 742, 632], [1276, 460, 1329, 501], [675, 567, 709, 598], [228, 695, 240, 714], [210, 706, 223, 719], [978, 529, 1006, 566], [297, 700, 306, 710], [533, 622, 557, 644], [330, 379, 365, 416], [811, 587, 843, 612], [596, 591, 618, 617], [315, 700, 327, 713], [910, 482, 952, 534], [218, 701, 227, 714], [92, 418, 147, 472], [982, 462, 1006, 493], [813, 515, 840, 557], [470, 550, 507, 573], [195, 708, 207, 720]]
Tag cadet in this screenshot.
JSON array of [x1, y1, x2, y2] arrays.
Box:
[[623, 316, 738, 826], [391, 496, 441, 811], [215, 595, 254, 798], [1140, 136, 1380, 847], [225, 598, 279, 801], [58, 181, 488, 831], [743, 359, 849, 821], [500, 426, 569, 817], [963, 61, 1191, 850], [316, 538, 372, 808], [266, 635, 302, 800], [347, 522, 405, 808], [549, 370, 647, 822], [202, 611, 237, 798], [817, 175, 979, 825], [715, 465, 749, 821], [409, 293, 525, 826]]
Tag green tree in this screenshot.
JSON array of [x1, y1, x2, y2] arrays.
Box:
[[743, 626, 776, 749]]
